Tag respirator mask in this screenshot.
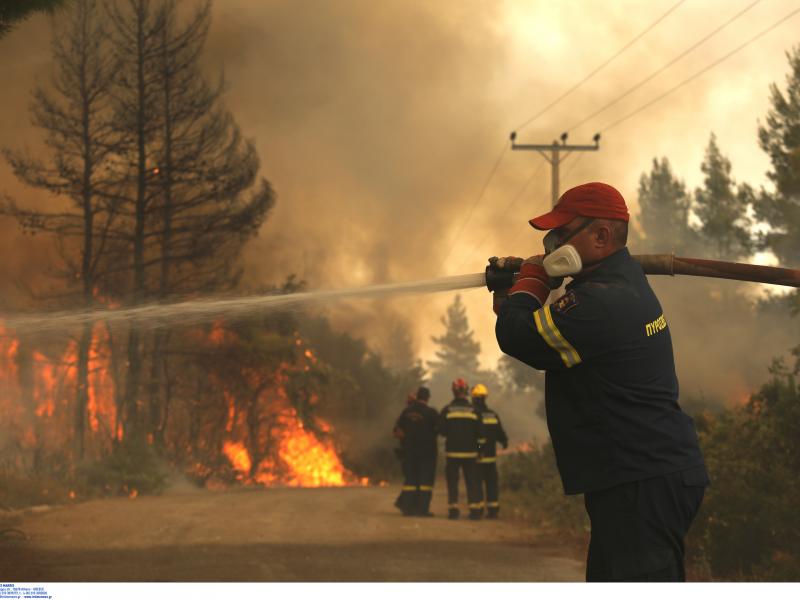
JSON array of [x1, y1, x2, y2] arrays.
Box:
[[541, 217, 593, 278]]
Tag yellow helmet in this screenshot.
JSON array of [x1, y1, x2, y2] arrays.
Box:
[[471, 383, 488, 398]]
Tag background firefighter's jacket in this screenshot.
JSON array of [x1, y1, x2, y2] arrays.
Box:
[[438, 398, 482, 458], [393, 401, 439, 457], [475, 405, 507, 463]]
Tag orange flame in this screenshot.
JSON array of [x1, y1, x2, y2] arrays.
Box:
[[223, 440, 252, 479], [0, 320, 118, 459], [254, 413, 347, 487]]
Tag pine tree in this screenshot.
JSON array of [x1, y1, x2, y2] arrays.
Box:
[[637, 157, 697, 254], [694, 133, 753, 260], [427, 294, 497, 404], [756, 45, 800, 268], [428, 294, 481, 377], [0, 0, 71, 38]]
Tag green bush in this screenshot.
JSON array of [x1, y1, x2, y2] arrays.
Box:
[[499, 441, 588, 532], [689, 362, 800, 580], [82, 441, 167, 497]]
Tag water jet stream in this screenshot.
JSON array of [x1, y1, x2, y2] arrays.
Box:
[[0, 272, 488, 336], [2, 254, 797, 336]]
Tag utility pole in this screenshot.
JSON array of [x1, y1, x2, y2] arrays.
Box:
[[510, 131, 601, 206]]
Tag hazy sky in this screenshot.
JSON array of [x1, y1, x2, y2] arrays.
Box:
[[1, 0, 799, 404]]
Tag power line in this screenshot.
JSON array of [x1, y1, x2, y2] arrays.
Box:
[[453, 159, 546, 272], [510, 132, 601, 206], [438, 0, 690, 274], [437, 142, 508, 274], [567, 0, 763, 133], [513, 0, 687, 133], [505, 153, 586, 253], [601, 4, 800, 133]]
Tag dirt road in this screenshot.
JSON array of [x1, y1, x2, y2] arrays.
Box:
[[1, 485, 585, 581]]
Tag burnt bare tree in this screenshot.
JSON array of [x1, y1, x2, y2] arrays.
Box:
[[106, 0, 274, 445], [104, 0, 167, 444], [145, 0, 274, 445], [2, 0, 120, 460]]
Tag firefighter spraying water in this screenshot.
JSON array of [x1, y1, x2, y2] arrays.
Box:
[[492, 181, 709, 582]]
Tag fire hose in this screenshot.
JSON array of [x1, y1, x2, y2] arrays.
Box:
[[484, 254, 800, 291]]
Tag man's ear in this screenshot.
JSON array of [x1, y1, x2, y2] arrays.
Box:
[[594, 223, 613, 248]]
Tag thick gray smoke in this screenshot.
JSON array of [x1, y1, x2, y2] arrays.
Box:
[[1, 1, 798, 450]]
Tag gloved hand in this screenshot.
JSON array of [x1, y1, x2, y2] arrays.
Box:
[[488, 256, 523, 272], [508, 255, 551, 305], [492, 288, 509, 315], [489, 256, 519, 314], [526, 254, 565, 288]]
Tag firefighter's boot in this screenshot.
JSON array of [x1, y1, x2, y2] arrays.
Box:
[[468, 508, 483, 520], [448, 507, 460, 520], [486, 506, 500, 519]]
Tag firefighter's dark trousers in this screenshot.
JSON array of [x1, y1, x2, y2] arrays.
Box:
[[445, 456, 483, 514], [583, 467, 708, 582], [395, 455, 436, 515], [477, 459, 499, 514]]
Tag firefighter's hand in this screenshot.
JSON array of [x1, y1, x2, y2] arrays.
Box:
[[492, 288, 509, 315], [524, 255, 564, 288], [502, 441, 508, 450], [488, 256, 523, 272], [509, 259, 551, 304]]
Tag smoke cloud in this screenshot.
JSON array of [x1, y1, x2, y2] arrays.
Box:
[[1, 0, 799, 441]]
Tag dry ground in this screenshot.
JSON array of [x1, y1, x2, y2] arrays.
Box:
[[0, 484, 585, 581]]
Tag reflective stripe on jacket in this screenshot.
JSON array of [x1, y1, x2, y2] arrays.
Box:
[[439, 398, 481, 457]]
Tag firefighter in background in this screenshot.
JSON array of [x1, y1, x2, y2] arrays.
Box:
[[392, 386, 439, 516], [439, 378, 484, 520], [392, 390, 420, 489], [471, 383, 508, 519]]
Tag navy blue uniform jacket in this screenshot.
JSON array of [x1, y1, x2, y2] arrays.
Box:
[[495, 248, 705, 495], [439, 398, 482, 459], [395, 402, 439, 458]]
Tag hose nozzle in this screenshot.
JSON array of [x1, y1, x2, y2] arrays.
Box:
[[485, 256, 523, 292]]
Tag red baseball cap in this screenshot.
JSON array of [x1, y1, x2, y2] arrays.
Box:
[[529, 182, 629, 230]]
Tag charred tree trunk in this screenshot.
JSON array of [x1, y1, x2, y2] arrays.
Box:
[[109, 0, 166, 445], [74, 322, 92, 459], [73, 0, 98, 460]]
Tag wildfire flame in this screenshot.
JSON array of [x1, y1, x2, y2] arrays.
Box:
[[0, 316, 366, 492], [223, 440, 252, 478], [208, 325, 363, 488], [253, 411, 348, 487], [0, 322, 118, 462]]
